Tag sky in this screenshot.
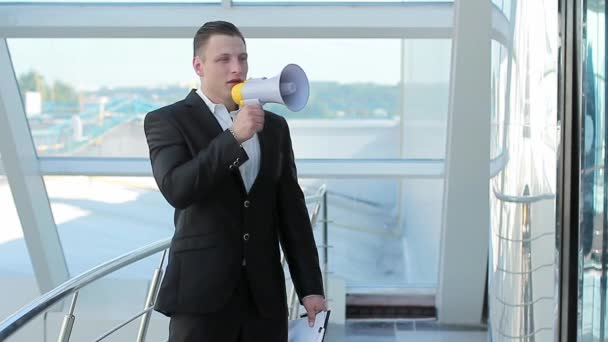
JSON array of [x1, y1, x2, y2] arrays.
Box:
[[7, 38, 452, 91]]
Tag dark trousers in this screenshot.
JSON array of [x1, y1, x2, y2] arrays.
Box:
[[168, 267, 288, 342]]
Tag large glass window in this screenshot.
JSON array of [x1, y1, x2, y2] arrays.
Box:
[[43, 176, 173, 275], [488, 0, 558, 341], [7, 38, 453, 159], [234, 0, 449, 3], [302, 177, 443, 289], [0, 160, 39, 321], [8, 39, 195, 158], [579, 0, 607, 340], [40, 175, 442, 289], [492, 0, 513, 21], [400, 39, 451, 159]]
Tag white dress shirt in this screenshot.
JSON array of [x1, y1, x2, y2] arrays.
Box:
[[196, 89, 260, 193]]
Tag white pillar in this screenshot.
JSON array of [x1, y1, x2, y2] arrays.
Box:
[[437, 0, 490, 324], [0, 39, 69, 293]]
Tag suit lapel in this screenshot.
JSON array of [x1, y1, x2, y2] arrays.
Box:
[[184, 89, 223, 138]]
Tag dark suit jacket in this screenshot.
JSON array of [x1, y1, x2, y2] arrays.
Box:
[[144, 89, 324, 318]]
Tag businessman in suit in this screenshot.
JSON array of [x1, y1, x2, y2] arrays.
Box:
[[143, 21, 326, 341]]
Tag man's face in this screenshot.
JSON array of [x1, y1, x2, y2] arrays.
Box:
[[193, 34, 248, 107]]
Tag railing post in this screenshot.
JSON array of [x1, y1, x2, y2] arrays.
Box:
[[521, 185, 535, 342], [136, 250, 167, 342], [288, 285, 298, 320], [57, 292, 78, 342], [323, 190, 329, 296]]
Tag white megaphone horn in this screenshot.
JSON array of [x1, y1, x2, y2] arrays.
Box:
[[231, 64, 309, 112]]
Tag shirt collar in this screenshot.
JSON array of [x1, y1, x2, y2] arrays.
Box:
[[196, 88, 222, 114], [196, 88, 240, 116]]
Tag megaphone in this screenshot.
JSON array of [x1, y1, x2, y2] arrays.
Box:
[[231, 64, 309, 112]]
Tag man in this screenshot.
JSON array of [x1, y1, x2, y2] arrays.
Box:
[[144, 21, 326, 341]]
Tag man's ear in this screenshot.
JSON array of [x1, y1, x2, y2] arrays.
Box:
[[193, 55, 204, 77]]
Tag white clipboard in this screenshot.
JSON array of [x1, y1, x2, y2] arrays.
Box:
[[288, 310, 331, 342]]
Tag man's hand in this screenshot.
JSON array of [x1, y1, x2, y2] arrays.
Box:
[[302, 295, 328, 327], [232, 104, 264, 143]]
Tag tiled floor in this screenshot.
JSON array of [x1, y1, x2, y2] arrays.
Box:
[[327, 320, 488, 342]]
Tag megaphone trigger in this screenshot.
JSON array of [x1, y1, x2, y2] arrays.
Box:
[[243, 99, 261, 106]]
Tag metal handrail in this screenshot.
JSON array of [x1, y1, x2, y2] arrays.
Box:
[[495, 231, 554, 243], [496, 263, 554, 275], [0, 238, 170, 340], [282, 184, 327, 269], [93, 307, 154, 342], [0, 185, 329, 341], [494, 295, 553, 308], [325, 189, 381, 208], [492, 187, 555, 203], [310, 184, 327, 227]]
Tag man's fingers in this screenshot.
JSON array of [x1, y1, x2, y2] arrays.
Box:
[[307, 310, 316, 327]]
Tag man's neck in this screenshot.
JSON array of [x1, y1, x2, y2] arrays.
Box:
[[226, 103, 238, 112]]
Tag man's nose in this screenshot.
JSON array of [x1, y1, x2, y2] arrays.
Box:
[[230, 60, 243, 75]]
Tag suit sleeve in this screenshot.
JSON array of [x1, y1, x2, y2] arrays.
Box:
[[144, 110, 247, 209], [275, 117, 325, 300]]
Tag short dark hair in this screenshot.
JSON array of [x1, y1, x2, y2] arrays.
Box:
[[193, 21, 246, 58]]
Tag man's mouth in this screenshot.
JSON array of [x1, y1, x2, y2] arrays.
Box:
[[227, 79, 243, 86]]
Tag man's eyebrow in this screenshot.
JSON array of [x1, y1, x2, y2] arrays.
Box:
[[214, 52, 247, 59]]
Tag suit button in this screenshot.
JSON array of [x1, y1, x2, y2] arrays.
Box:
[[229, 164, 234, 170], [243, 233, 250, 241], [244, 200, 250, 208]]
